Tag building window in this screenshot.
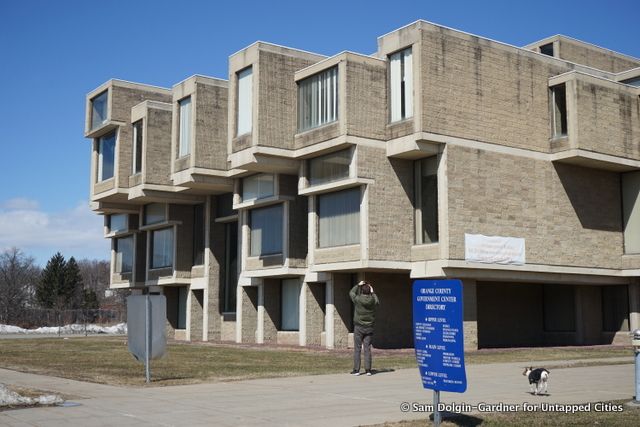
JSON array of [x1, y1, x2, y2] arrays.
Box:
[[242, 173, 274, 202], [97, 131, 116, 182], [223, 221, 238, 312], [144, 203, 166, 225], [415, 156, 439, 244], [543, 284, 576, 332], [178, 97, 192, 157], [281, 279, 301, 331], [317, 187, 360, 248], [177, 286, 187, 329], [308, 149, 351, 186], [602, 286, 629, 332], [389, 48, 413, 122], [622, 171, 640, 254], [551, 84, 567, 138], [109, 214, 128, 233], [114, 236, 133, 273], [132, 120, 143, 174], [250, 204, 283, 256], [298, 66, 338, 132], [539, 43, 554, 57], [193, 204, 205, 266], [91, 91, 108, 130], [150, 227, 174, 269], [237, 67, 253, 136], [621, 76, 640, 87]]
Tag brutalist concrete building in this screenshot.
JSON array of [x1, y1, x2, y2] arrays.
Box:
[[84, 21, 640, 349]]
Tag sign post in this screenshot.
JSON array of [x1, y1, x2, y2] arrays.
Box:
[[412, 279, 467, 426], [127, 295, 167, 383]]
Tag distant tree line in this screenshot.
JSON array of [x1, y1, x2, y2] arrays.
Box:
[[0, 247, 122, 326]]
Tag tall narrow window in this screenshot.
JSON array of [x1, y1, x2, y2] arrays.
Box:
[[132, 120, 143, 174], [150, 227, 174, 269], [178, 97, 192, 157], [114, 236, 133, 273], [390, 48, 413, 122], [177, 286, 187, 329], [237, 67, 253, 136], [91, 91, 108, 130], [193, 204, 205, 266], [308, 149, 351, 186], [242, 173, 274, 201], [551, 84, 567, 138], [223, 221, 238, 312], [281, 279, 301, 331], [317, 188, 360, 248], [298, 66, 338, 132], [416, 156, 439, 244], [97, 131, 116, 182], [250, 204, 283, 256]]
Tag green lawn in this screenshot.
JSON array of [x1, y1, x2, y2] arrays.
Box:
[[0, 337, 632, 386]]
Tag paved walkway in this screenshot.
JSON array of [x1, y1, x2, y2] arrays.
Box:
[[0, 357, 635, 426]]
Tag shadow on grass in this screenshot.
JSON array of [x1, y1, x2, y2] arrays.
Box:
[[429, 411, 483, 426]]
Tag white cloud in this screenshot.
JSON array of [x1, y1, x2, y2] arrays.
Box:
[[0, 199, 109, 265]]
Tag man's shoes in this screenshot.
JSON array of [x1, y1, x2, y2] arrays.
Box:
[[350, 370, 361, 376], [366, 370, 372, 376]]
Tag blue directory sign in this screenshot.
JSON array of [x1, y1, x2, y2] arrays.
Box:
[[412, 279, 467, 393]]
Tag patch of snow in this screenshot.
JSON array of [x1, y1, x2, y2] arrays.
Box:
[[0, 383, 63, 408], [0, 323, 127, 335]]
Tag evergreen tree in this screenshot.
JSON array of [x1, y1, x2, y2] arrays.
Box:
[[37, 252, 66, 309], [82, 288, 100, 310], [64, 257, 84, 309]]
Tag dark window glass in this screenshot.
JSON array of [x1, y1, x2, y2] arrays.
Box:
[[193, 204, 205, 266], [223, 221, 238, 312], [133, 120, 143, 174], [602, 286, 629, 332], [540, 43, 554, 57]]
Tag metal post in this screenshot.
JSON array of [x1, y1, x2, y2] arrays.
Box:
[[145, 295, 151, 383], [433, 390, 441, 426]]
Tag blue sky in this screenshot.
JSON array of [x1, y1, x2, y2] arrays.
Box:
[[0, 0, 638, 265]]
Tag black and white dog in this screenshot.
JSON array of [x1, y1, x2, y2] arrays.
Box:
[[523, 367, 549, 395]]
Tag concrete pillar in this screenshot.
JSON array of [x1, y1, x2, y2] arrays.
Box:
[[299, 282, 307, 346], [462, 279, 478, 351], [190, 289, 204, 341], [262, 279, 280, 344], [239, 285, 258, 343], [302, 282, 325, 347], [206, 196, 225, 342], [325, 279, 335, 349], [332, 273, 352, 349], [630, 283, 640, 332]]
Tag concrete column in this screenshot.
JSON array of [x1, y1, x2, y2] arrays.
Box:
[[630, 283, 640, 332], [303, 282, 325, 347], [325, 279, 335, 349], [462, 279, 478, 351], [332, 273, 352, 349], [262, 279, 280, 344], [239, 285, 258, 343], [257, 284, 264, 344], [190, 289, 204, 341]]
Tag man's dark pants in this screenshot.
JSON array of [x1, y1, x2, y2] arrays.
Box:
[[353, 324, 374, 372]]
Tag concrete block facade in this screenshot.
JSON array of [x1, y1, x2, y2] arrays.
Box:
[[85, 20, 639, 350]]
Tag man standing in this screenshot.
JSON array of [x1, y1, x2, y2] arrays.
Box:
[[350, 280, 380, 376]]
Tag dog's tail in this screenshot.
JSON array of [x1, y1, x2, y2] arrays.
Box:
[[541, 369, 550, 381]]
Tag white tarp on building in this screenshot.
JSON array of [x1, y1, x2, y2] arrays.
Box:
[[464, 233, 525, 265]]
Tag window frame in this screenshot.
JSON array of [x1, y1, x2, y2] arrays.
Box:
[[249, 204, 284, 257], [550, 84, 568, 139], [150, 226, 174, 270], [307, 148, 353, 187], [178, 96, 192, 158], [97, 130, 117, 182], [144, 203, 167, 226], [132, 120, 143, 175], [281, 279, 301, 331], [114, 235, 134, 274], [91, 90, 109, 130], [109, 213, 128, 234], [297, 66, 339, 132], [236, 66, 253, 136], [316, 187, 361, 248], [389, 47, 413, 123], [241, 173, 275, 202], [414, 156, 439, 245]]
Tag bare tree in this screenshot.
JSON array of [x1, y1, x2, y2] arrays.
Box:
[[0, 247, 40, 324], [77, 258, 110, 305]]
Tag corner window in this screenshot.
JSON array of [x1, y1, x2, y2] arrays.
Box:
[[250, 204, 283, 256], [317, 187, 360, 248], [144, 203, 166, 226], [242, 173, 274, 202], [415, 156, 439, 244], [91, 91, 108, 130], [308, 149, 351, 186], [237, 67, 253, 136], [298, 66, 338, 132], [150, 227, 174, 269], [97, 131, 116, 182], [389, 48, 413, 122], [281, 279, 301, 331], [178, 97, 192, 157], [551, 84, 567, 138], [109, 214, 128, 233], [114, 236, 133, 273], [539, 43, 554, 57], [132, 120, 143, 174]]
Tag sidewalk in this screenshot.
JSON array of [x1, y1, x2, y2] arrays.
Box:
[[0, 358, 634, 426]]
